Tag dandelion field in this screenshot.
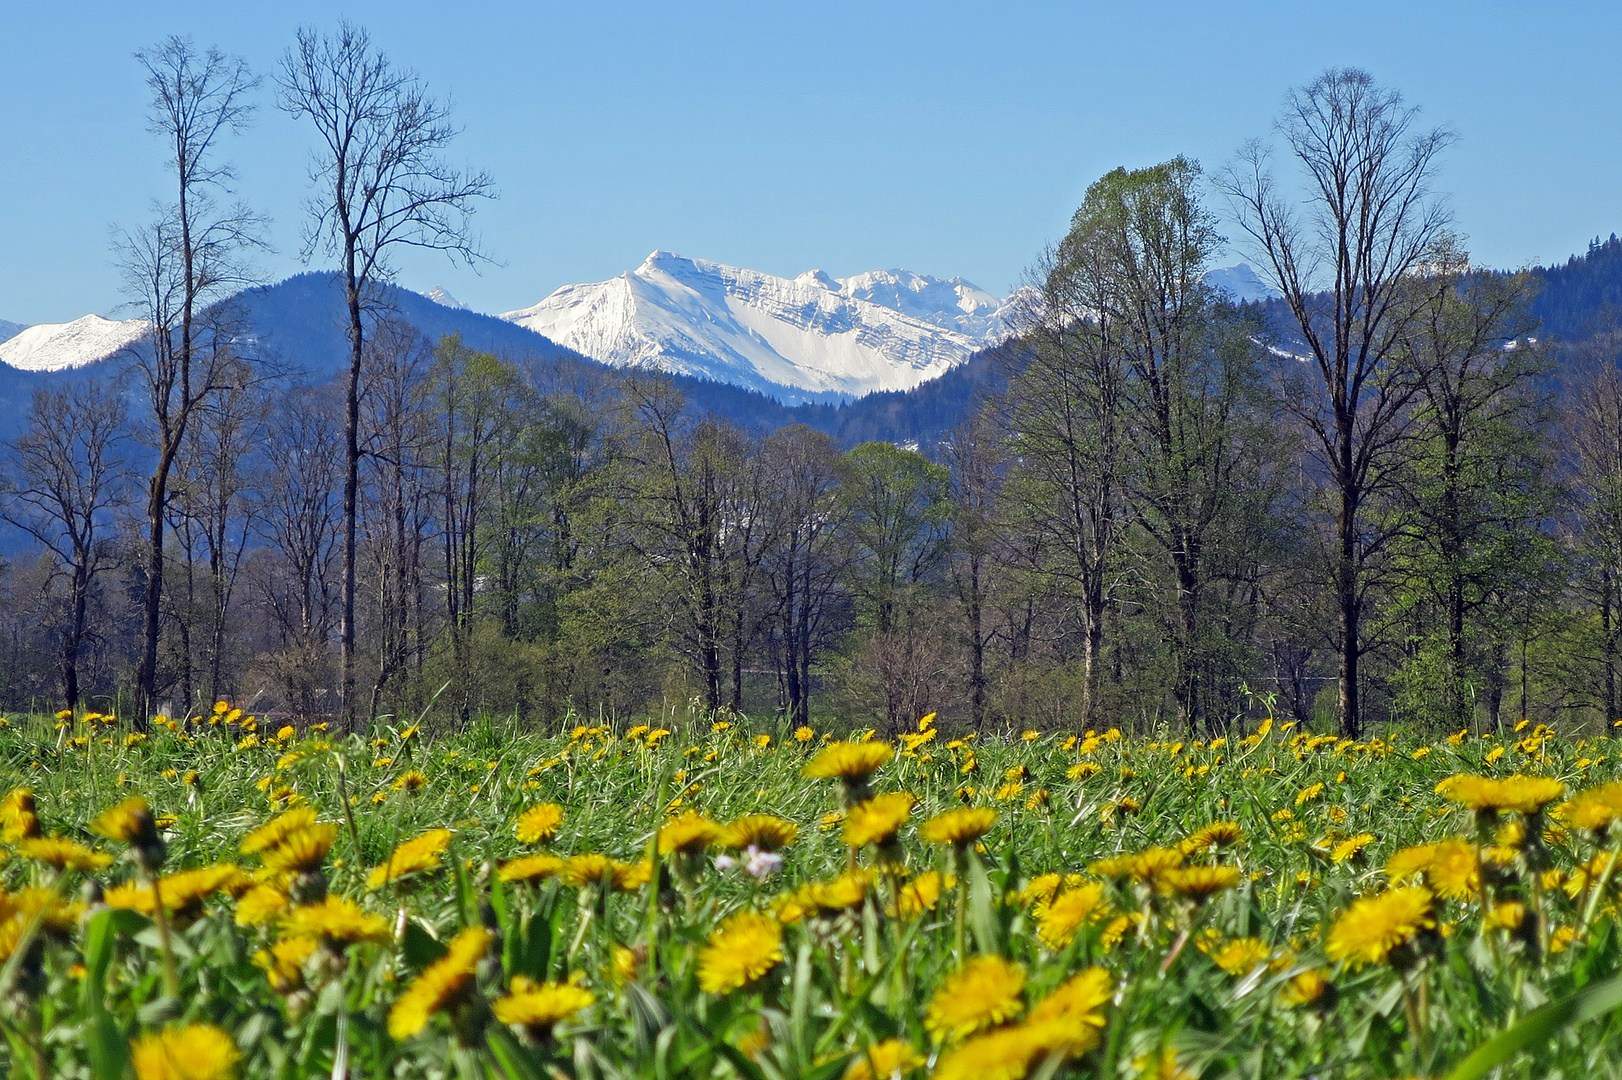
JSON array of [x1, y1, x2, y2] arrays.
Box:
[[3, 709, 1622, 1079]]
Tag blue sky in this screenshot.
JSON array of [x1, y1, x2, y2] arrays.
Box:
[[4, 1, 1620, 323]]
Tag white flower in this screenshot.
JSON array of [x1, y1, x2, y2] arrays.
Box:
[[744, 845, 782, 880], [713, 854, 737, 872]]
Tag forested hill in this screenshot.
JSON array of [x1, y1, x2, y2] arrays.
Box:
[[1525, 234, 1622, 341]]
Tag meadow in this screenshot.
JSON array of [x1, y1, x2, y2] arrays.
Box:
[[0, 705, 1619, 1079]]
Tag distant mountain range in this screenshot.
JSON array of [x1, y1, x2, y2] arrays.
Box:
[[500, 251, 1021, 404], [0, 241, 1618, 446]]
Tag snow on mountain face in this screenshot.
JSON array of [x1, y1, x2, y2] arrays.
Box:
[[0, 319, 26, 345], [0, 314, 150, 372], [423, 286, 466, 310], [1203, 263, 1280, 305], [500, 252, 1013, 402]]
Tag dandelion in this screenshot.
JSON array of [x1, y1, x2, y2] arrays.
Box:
[[898, 871, 950, 918], [846, 1039, 925, 1080], [515, 803, 564, 844], [1330, 833, 1375, 864], [1556, 782, 1622, 832], [1325, 886, 1435, 968], [234, 886, 289, 927], [804, 742, 893, 794], [1179, 821, 1243, 854], [260, 823, 337, 873], [281, 895, 390, 945], [16, 836, 111, 871], [1209, 937, 1270, 975], [1036, 882, 1107, 949], [1279, 968, 1331, 1007], [925, 956, 1025, 1042], [1436, 774, 1565, 814], [91, 796, 159, 847], [920, 807, 997, 846], [498, 853, 566, 884], [240, 807, 318, 855], [658, 810, 722, 855], [1027, 967, 1111, 1029], [393, 771, 428, 795], [1158, 865, 1240, 901], [130, 1023, 240, 1080], [367, 828, 452, 890], [697, 911, 784, 994], [719, 814, 800, 851], [843, 792, 916, 848], [105, 865, 243, 919], [388, 925, 492, 1039], [1384, 838, 1479, 901], [493, 976, 594, 1038], [0, 789, 39, 843]]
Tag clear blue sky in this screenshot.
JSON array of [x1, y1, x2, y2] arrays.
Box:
[[4, 1, 1620, 323]]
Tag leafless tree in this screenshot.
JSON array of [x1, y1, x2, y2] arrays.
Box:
[[1223, 67, 1454, 736], [277, 21, 493, 723], [0, 384, 129, 710], [121, 35, 262, 723]]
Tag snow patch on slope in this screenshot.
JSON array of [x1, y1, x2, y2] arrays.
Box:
[[0, 315, 150, 372], [500, 252, 1013, 402]]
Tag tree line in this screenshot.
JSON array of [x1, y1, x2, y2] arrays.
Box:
[[1, 47, 1618, 739]]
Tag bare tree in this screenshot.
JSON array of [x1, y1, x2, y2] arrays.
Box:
[[1223, 68, 1454, 736], [122, 36, 261, 723], [1, 384, 128, 710], [277, 21, 493, 723]]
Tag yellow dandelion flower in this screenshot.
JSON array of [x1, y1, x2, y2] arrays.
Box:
[[260, 823, 338, 873], [105, 865, 242, 917], [1209, 937, 1270, 975], [1028, 967, 1111, 1030], [515, 803, 564, 844], [16, 836, 111, 871], [804, 742, 893, 781], [281, 896, 389, 944], [1436, 774, 1565, 814], [1158, 865, 1240, 900], [367, 828, 452, 890], [1556, 782, 1622, 831], [234, 886, 289, 927], [1383, 839, 1479, 901], [719, 814, 800, 851], [130, 1023, 239, 1080], [843, 792, 916, 847], [1036, 882, 1108, 950], [0, 789, 40, 843], [794, 726, 815, 743], [91, 796, 158, 845], [1279, 969, 1330, 1006], [1295, 783, 1325, 806], [697, 911, 784, 994], [388, 925, 492, 1039], [846, 1039, 924, 1080], [498, 853, 566, 883], [658, 810, 722, 855], [919, 807, 997, 846], [932, 1019, 1097, 1080], [1330, 833, 1375, 863], [393, 771, 428, 794], [493, 976, 594, 1034], [1487, 901, 1528, 931], [254, 935, 316, 992], [897, 871, 950, 918], [240, 807, 318, 855], [1179, 821, 1243, 855], [1325, 887, 1435, 967], [924, 956, 1025, 1042]]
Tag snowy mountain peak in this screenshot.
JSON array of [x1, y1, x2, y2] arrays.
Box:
[[1203, 263, 1280, 305], [0, 314, 149, 372], [501, 253, 1016, 403], [423, 286, 466, 310]]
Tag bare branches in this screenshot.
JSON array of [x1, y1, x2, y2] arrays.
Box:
[[277, 21, 494, 281]]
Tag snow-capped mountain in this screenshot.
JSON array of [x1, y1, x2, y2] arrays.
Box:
[[423, 286, 466, 310], [500, 252, 1015, 403], [0, 314, 149, 372], [1203, 263, 1280, 305]]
